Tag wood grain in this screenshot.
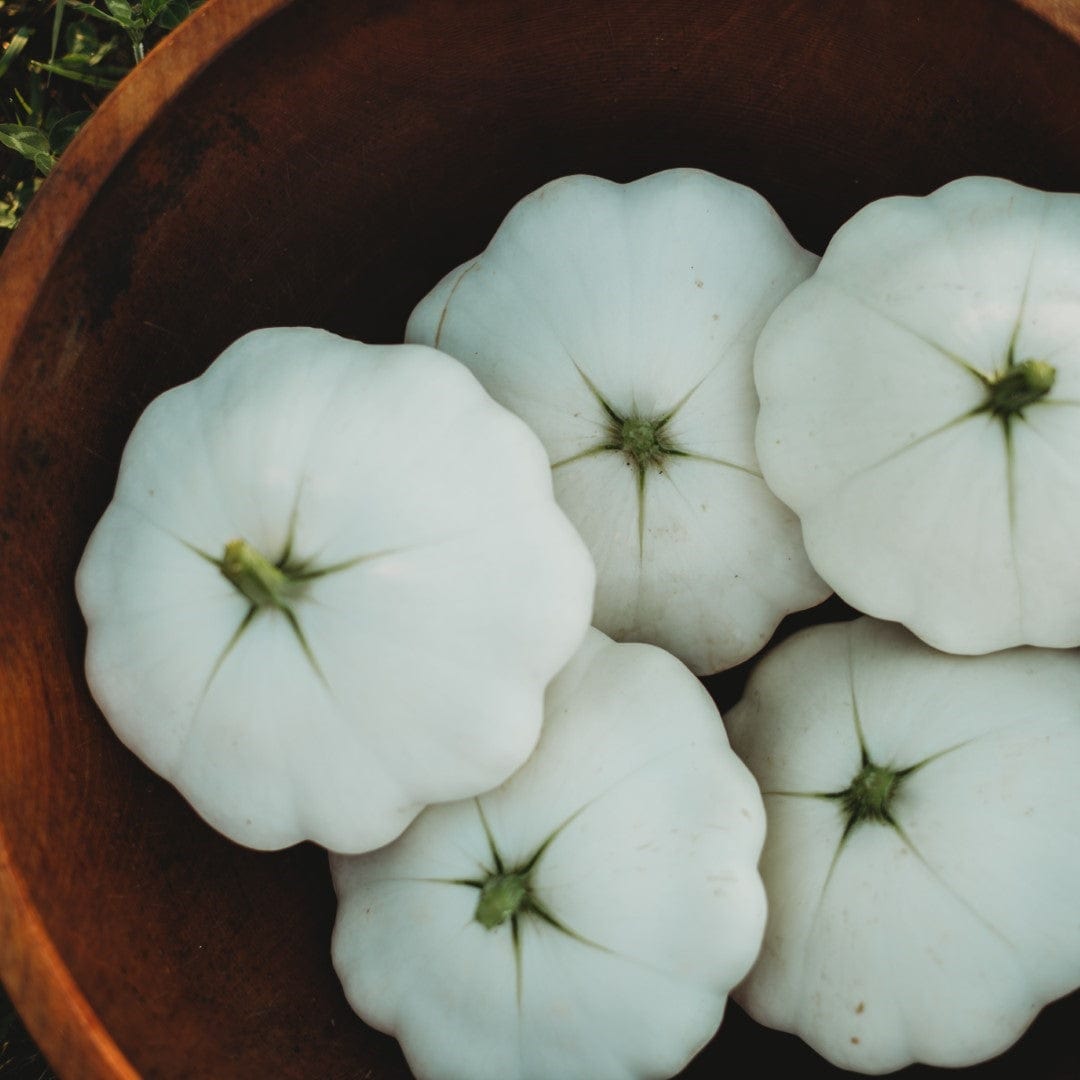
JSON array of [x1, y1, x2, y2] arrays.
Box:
[[0, 6, 295, 1076], [1016, 0, 1080, 42], [0, 0, 293, 377], [2, 1, 1080, 1077]]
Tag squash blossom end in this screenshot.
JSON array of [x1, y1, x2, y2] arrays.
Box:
[[985, 358, 1056, 417], [220, 538, 292, 609]]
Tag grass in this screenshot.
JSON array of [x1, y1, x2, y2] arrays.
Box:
[[0, 0, 201, 247], [1, 7, 200, 1073]]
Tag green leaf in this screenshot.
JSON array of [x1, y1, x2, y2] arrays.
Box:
[[0, 125, 57, 176], [27, 58, 120, 89], [12, 86, 33, 119], [24, 75, 45, 121], [103, 0, 137, 26], [85, 37, 118, 65], [153, 0, 194, 30], [0, 177, 40, 230], [0, 124, 52, 161], [50, 0, 66, 62], [59, 27, 118, 68], [65, 19, 101, 56], [64, 1, 131, 29], [47, 109, 91, 153], [0, 25, 32, 80]]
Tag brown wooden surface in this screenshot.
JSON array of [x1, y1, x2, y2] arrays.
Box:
[[1017, 0, 1080, 41], [2, 0, 1080, 1077], [0, 5, 297, 1076]]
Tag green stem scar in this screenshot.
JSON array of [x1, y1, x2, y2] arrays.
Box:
[[475, 871, 530, 929], [436, 800, 613, 1008], [195, 527, 392, 698], [984, 358, 1056, 417], [839, 761, 901, 829], [620, 416, 673, 470], [220, 538, 297, 609], [211, 536, 326, 688]]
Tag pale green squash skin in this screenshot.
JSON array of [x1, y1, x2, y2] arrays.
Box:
[[407, 168, 830, 676], [331, 629, 767, 1080], [755, 175, 1080, 654], [727, 617, 1080, 1073], [75, 327, 595, 853]]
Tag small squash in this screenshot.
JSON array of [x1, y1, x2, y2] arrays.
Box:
[[330, 628, 767, 1080], [755, 175, 1080, 654], [407, 169, 828, 675], [727, 616, 1080, 1073], [76, 327, 595, 853]]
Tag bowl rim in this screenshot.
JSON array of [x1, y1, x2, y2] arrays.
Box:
[[0, 0, 293, 386], [0, 0, 1077, 1077], [0, 0, 1075, 382], [1016, 0, 1080, 42], [0, 3, 294, 1075]]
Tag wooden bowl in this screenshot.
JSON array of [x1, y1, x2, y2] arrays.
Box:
[[3, 0, 1080, 1076]]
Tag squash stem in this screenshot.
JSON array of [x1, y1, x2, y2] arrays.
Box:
[[220, 538, 292, 609], [985, 358, 1055, 416], [475, 871, 530, 929]]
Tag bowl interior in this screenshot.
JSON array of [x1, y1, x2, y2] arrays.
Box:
[[3, 0, 1080, 1076]]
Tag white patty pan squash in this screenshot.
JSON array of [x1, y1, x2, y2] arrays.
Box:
[[407, 169, 829, 676], [75, 327, 595, 853], [330, 628, 767, 1080], [755, 175, 1080, 654], [726, 616, 1080, 1074]]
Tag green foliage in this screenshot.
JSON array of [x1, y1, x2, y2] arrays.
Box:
[[65, 0, 199, 61], [0, 0, 201, 243]]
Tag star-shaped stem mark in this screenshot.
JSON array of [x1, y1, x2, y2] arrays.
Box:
[[438, 799, 610, 1007], [550, 360, 762, 558], [187, 525, 402, 700], [762, 638, 976, 907], [967, 331, 1057, 552]]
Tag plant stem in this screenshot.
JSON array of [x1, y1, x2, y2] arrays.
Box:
[[474, 871, 530, 929], [220, 538, 291, 609], [985, 359, 1055, 416]]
